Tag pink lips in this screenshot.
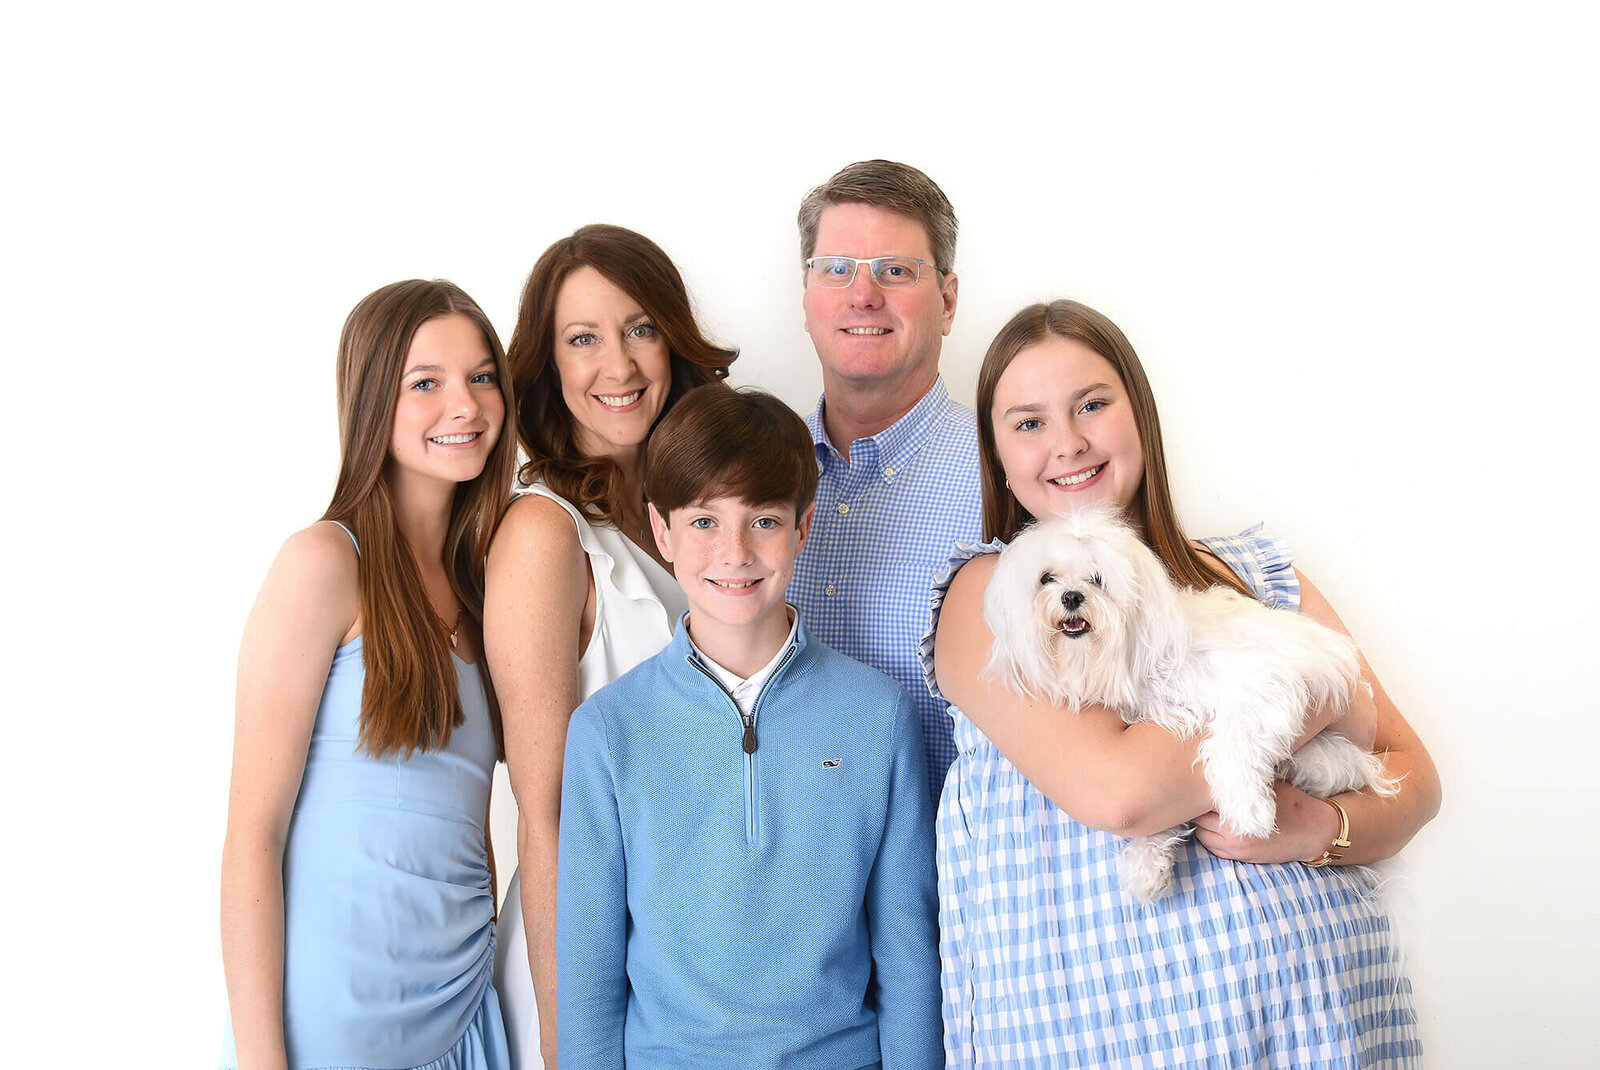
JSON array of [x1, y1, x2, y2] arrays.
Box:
[[593, 392, 647, 413], [428, 431, 485, 449], [1048, 463, 1107, 491]]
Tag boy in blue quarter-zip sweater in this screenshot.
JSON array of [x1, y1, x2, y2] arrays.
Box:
[[556, 386, 941, 1070]]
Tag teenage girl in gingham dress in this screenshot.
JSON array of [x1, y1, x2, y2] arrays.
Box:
[[924, 300, 1436, 1068]]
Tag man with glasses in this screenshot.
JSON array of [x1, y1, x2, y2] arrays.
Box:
[[790, 159, 982, 805]]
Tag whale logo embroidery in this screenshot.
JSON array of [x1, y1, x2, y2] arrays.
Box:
[[822, 758, 842, 769]]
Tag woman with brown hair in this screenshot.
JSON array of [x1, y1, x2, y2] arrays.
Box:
[[220, 279, 517, 1070], [485, 225, 735, 1069], [926, 299, 1439, 1067]]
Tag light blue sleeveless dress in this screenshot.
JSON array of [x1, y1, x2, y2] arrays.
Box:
[[222, 522, 510, 1070], [923, 527, 1421, 1069]]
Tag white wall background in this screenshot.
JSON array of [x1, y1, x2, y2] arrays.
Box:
[[7, 3, 1596, 1065]]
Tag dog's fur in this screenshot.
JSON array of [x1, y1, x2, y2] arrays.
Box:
[[983, 506, 1398, 902]]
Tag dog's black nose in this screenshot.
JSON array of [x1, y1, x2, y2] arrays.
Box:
[[1061, 590, 1085, 611]]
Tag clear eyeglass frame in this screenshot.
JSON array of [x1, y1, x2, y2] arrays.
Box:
[[803, 255, 940, 289]]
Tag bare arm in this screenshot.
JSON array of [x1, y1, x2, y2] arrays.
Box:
[[483, 495, 591, 1070], [1195, 568, 1442, 865], [219, 524, 358, 1070], [935, 555, 1345, 837]]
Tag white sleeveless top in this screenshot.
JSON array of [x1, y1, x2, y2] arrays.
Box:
[[492, 484, 684, 1070]]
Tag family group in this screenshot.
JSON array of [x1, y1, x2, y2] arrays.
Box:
[[219, 160, 1439, 1070]]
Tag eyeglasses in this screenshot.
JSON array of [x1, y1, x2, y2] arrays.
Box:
[[803, 255, 940, 289]]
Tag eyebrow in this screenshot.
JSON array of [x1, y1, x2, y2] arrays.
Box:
[[402, 357, 497, 378], [560, 311, 653, 333], [999, 383, 1113, 419]]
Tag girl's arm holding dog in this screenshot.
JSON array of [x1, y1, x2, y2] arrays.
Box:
[[936, 554, 1355, 838], [1193, 569, 1441, 866]]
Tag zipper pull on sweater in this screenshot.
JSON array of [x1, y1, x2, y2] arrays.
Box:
[[741, 717, 758, 754]]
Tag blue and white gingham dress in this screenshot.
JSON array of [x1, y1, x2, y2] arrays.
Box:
[[923, 528, 1421, 1069]]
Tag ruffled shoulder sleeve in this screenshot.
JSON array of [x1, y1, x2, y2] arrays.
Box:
[[1196, 523, 1301, 610], [917, 538, 1008, 706]]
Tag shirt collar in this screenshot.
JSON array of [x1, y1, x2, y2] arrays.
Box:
[[686, 607, 800, 701], [806, 376, 954, 472]]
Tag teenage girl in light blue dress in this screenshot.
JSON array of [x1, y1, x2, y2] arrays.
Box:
[[220, 279, 517, 1070], [928, 299, 1441, 1068]]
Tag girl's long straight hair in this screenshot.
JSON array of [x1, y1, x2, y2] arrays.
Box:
[[321, 279, 516, 758]]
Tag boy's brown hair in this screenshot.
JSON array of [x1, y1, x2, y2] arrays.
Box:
[[645, 386, 818, 519]]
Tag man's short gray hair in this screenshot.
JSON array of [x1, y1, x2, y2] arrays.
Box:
[[796, 159, 958, 275]]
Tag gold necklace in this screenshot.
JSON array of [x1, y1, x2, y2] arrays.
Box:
[[435, 605, 462, 649]]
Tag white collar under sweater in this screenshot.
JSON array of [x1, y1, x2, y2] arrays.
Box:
[[686, 607, 800, 718]]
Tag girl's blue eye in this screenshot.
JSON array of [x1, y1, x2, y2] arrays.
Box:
[[1080, 399, 1106, 415], [1015, 417, 1042, 432], [411, 378, 437, 391], [472, 371, 498, 384]]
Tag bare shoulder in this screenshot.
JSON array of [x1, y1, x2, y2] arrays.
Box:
[[1290, 567, 1351, 632], [934, 553, 999, 693], [942, 552, 998, 625], [237, 521, 360, 687], [490, 492, 584, 566], [267, 522, 361, 616]]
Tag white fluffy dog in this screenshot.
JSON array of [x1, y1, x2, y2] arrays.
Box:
[[983, 506, 1397, 902]]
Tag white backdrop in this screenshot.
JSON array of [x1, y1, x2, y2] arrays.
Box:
[[8, 3, 1597, 1066]]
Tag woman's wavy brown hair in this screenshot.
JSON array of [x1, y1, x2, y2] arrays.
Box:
[[507, 224, 736, 527], [976, 299, 1253, 599], [321, 279, 516, 759]]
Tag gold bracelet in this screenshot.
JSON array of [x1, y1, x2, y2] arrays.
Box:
[[1302, 797, 1352, 868]]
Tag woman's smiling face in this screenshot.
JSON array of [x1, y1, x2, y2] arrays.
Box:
[[990, 335, 1145, 523], [551, 265, 672, 460]]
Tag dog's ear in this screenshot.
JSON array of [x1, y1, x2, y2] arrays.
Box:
[[982, 535, 1060, 701], [1123, 531, 1188, 686]]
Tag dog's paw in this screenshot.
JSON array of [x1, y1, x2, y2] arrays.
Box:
[[1219, 789, 1278, 841], [1119, 833, 1181, 903]]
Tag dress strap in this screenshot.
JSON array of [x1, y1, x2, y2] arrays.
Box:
[[325, 519, 361, 558]]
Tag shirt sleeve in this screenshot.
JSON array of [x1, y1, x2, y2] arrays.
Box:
[[556, 701, 628, 1069], [866, 691, 944, 1069]]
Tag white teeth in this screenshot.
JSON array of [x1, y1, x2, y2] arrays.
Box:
[[596, 390, 644, 406], [844, 327, 889, 335], [1050, 464, 1104, 487], [430, 433, 479, 445], [711, 579, 758, 589]]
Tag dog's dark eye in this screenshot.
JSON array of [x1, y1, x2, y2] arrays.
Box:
[[1091, 573, 1103, 588], [1040, 571, 1055, 586]]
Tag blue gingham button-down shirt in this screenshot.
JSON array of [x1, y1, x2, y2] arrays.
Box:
[[790, 377, 982, 804]]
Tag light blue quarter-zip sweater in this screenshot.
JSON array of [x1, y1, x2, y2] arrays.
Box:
[[556, 613, 941, 1070]]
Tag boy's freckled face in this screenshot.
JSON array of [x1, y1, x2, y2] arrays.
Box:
[[649, 496, 814, 639]]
